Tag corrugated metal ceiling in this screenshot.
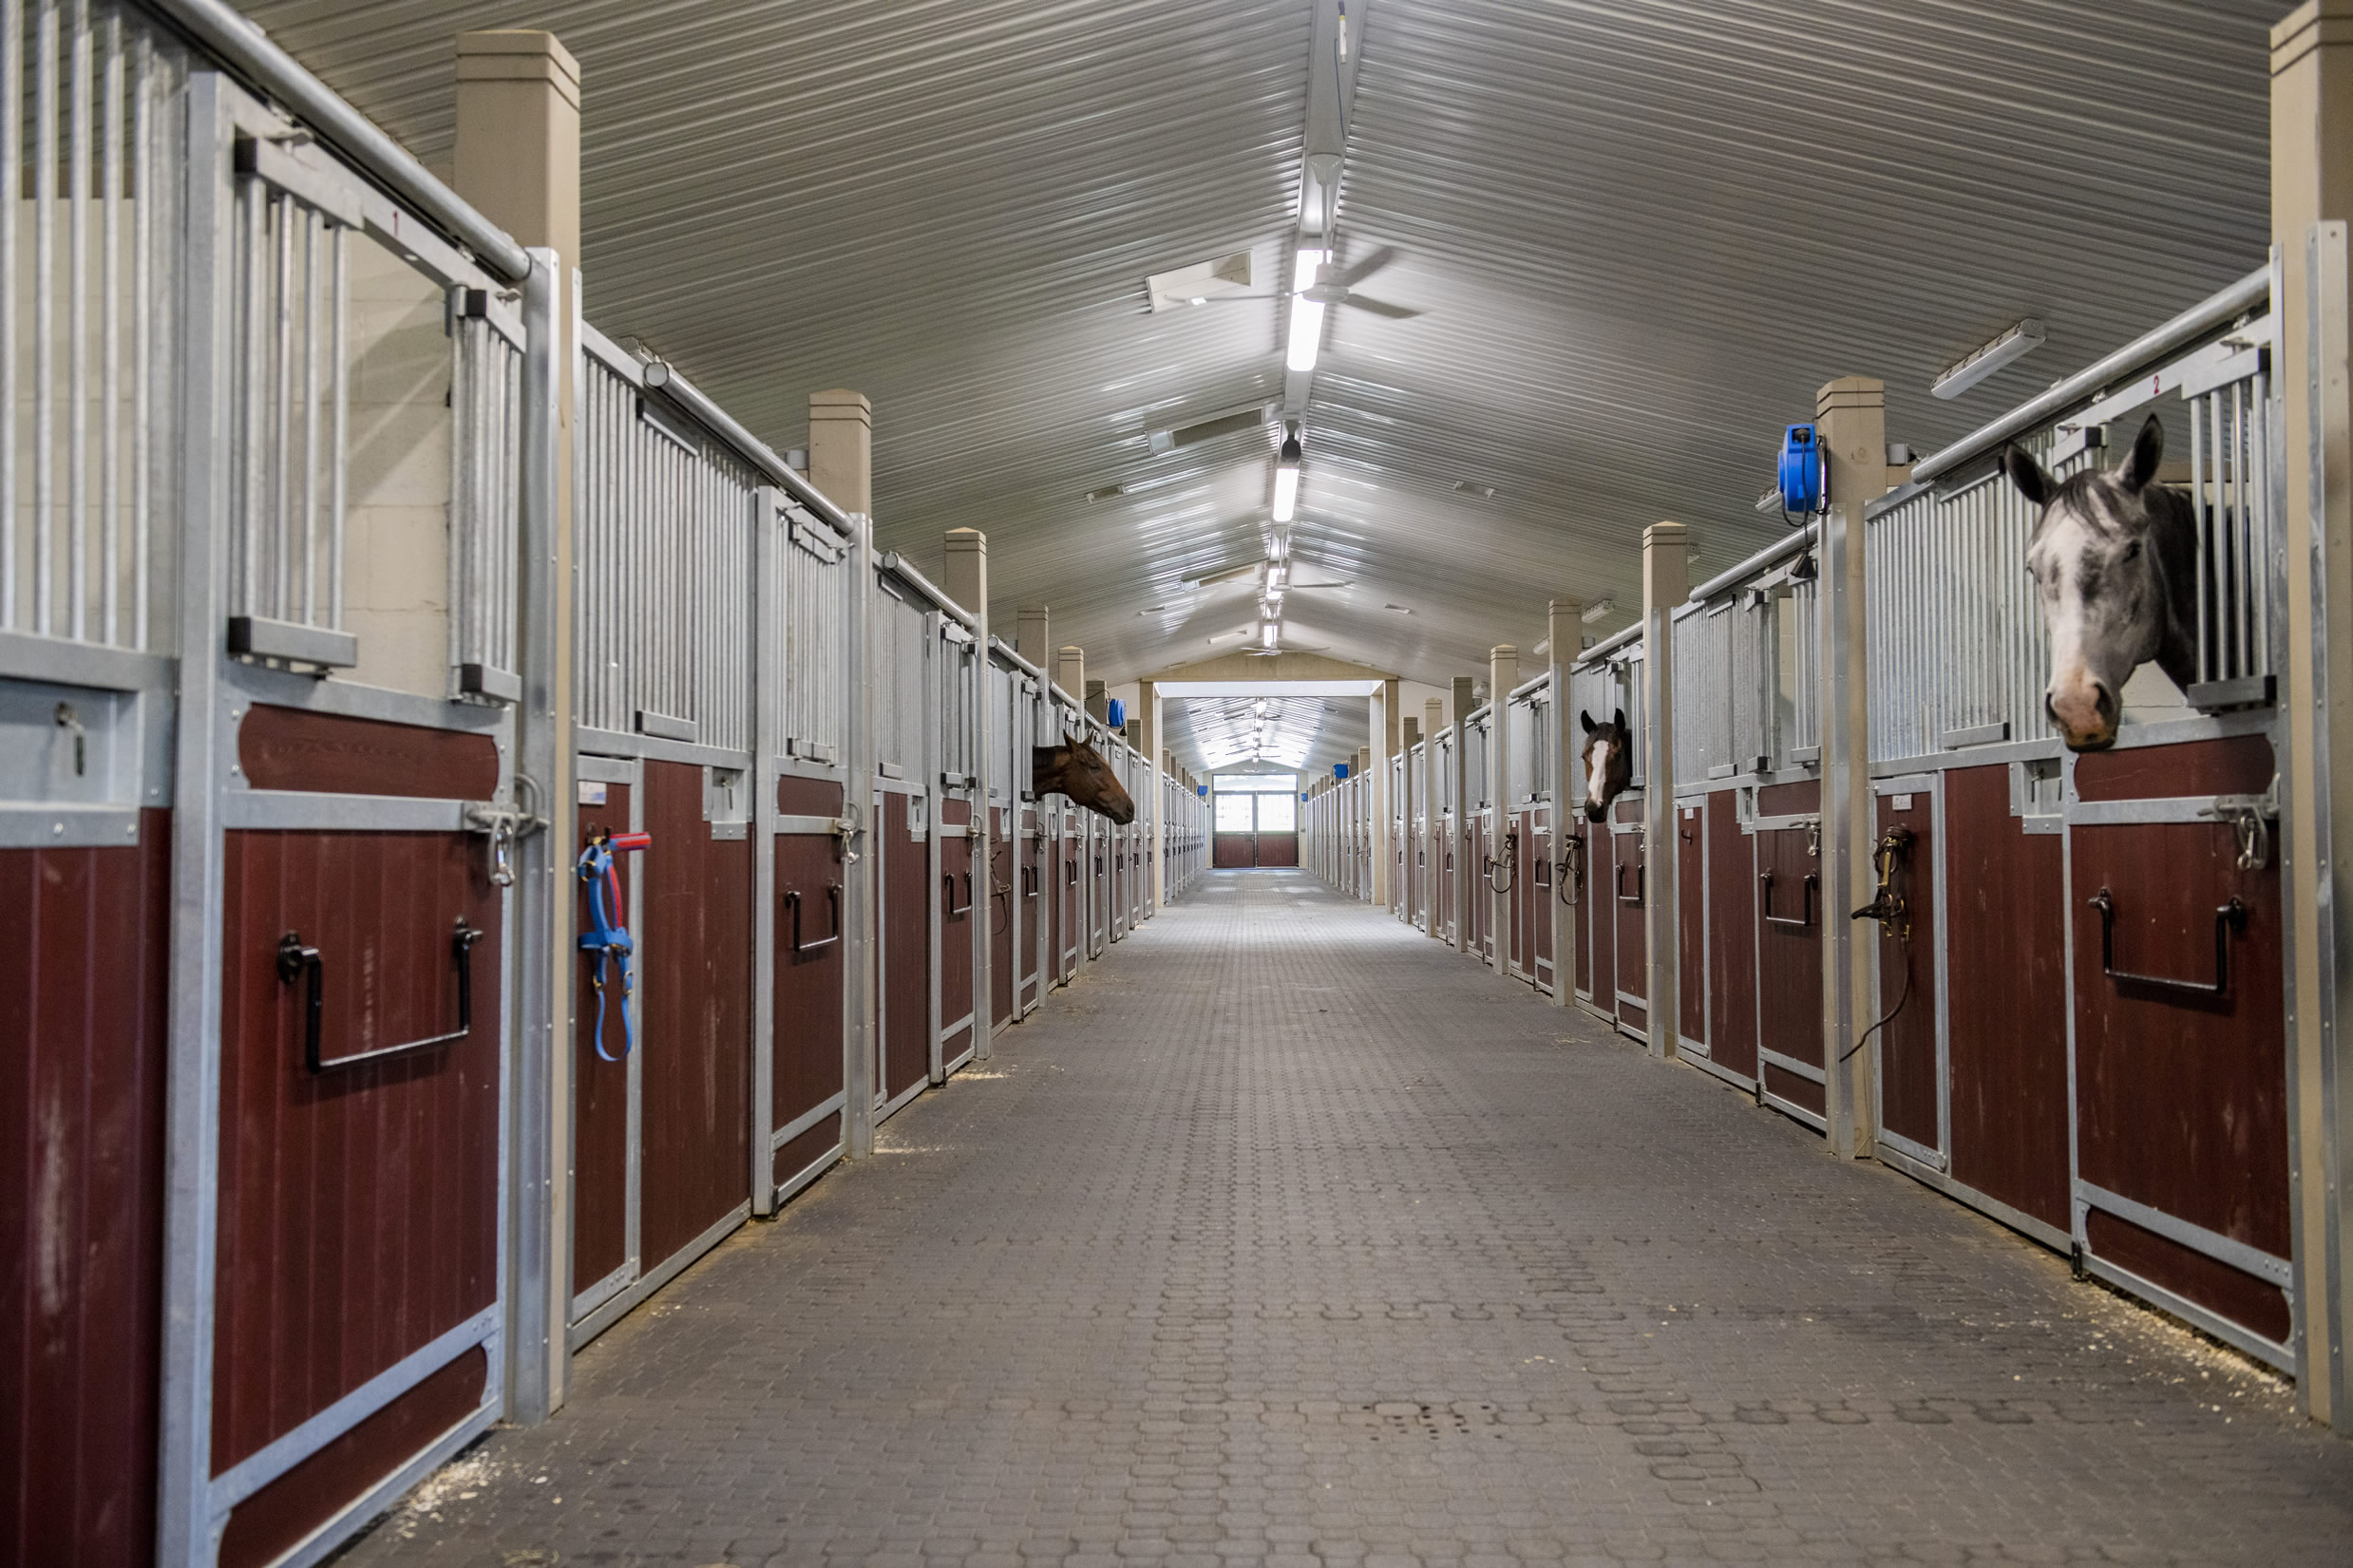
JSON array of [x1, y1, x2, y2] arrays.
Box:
[[238, 0, 2277, 775]]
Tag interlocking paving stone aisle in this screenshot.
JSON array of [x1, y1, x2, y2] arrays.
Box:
[[343, 871, 2353, 1568]]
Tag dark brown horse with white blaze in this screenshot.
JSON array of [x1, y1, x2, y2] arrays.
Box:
[[2002, 412, 2197, 751], [1033, 736, 1136, 823], [1578, 708, 1631, 822]]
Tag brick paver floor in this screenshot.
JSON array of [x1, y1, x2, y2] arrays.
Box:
[[339, 870, 2353, 1567]]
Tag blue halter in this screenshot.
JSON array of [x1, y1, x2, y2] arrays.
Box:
[[578, 837, 636, 1061]]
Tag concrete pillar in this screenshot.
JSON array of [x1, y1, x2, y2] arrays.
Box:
[[454, 28, 579, 1427], [1016, 605, 1051, 669], [809, 390, 873, 515], [1815, 378, 1884, 1157], [942, 529, 991, 1056], [1489, 645, 1518, 971], [1086, 680, 1108, 725], [1056, 647, 1084, 708], [1547, 600, 1583, 1008], [1640, 534, 1686, 1059], [2274, 0, 2353, 1429]]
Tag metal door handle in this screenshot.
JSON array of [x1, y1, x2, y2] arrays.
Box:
[[786, 885, 843, 954], [2088, 887, 2246, 997], [944, 870, 974, 916], [1615, 854, 1644, 906], [279, 916, 484, 1073], [1758, 868, 1816, 928]]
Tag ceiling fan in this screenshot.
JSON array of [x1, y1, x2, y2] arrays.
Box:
[[1183, 245, 1421, 321]]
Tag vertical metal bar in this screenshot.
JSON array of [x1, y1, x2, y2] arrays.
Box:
[[66, 0, 85, 638], [2236, 379, 2253, 681], [328, 220, 344, 628], [1, 0, 18, 630], [34, 0, 56, 632], [506, 248, 560, 1425], [98, 11, 116, 643], [158, 71, 233, 1568], [298, 208, 317, 624], [271, 190, 290, 618], [130, 28, 146, 647]]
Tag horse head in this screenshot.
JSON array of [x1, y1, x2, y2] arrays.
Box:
[[2003, 412, 2197, 751], [1578, 708, 1632, 822], [1033, 736, 1136, 823]]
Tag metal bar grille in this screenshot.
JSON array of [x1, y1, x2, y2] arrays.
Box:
[[1, 0, 179, 650]]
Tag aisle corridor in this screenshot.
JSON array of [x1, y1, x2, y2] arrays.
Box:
[[345, 872, 2353, 1568]]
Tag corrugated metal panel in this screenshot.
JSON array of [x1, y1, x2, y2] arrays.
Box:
[[241, 0, 2275, 689]]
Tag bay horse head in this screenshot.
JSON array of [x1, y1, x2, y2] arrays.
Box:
[[1033, 736, 1135, 823], [2003, 412, 2197, 751], [1578, 708, 1631, 822]]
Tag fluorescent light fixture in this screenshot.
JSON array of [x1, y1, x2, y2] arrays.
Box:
[[1261, 622, 1280, 650], [1271, 431, 1302, 523], [1285, 248, 1329, 373], [1579, 597, 1616, 624], [1932, 317, 2046, 400]]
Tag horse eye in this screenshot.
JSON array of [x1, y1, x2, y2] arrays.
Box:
[[2121, 539, 2141, 560]]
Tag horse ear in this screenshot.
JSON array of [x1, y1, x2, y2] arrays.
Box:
[[1579, 710, 1595, 735], [2002, 444, 2052, 508], [1612, 708, 1627, 732], [2120, 412, 2164, 492]]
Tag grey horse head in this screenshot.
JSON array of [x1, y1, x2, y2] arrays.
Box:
[[2002, 412, 2196, 751]]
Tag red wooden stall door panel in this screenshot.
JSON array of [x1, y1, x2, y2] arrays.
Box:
[[1677, 803, 1704, 1047], [1586, 820, 1616, 1013], [942, 828, 975, 1052], [1874, 792, 1939, 1151], [883, 793, 931, 1101], [774, 827, 845, 1180], [1942, 766, 2071, 1230], [1612, 799, 1645, 1026], [2071, 818, 2289, 1266], [0, 817, 170, 1568], [1755, 783, 1823, 1116], [639, 762, 751, 1267], [573, 784, 633, 1294], [991, 809, 1015, 1025], [1703, 794, 1758, 1081], [1256, 834, 1299, 867], [214, 830, 501, 1472]]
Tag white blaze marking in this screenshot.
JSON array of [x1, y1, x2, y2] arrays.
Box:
[[1586, 738, 1611, 811]]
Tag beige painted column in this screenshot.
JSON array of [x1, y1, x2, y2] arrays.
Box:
[[1016, 605, 1051, 668], [942, 529, 991, 1055], [1086, 680, 1108, 725], [1490, 645, 1518, 969], [1641, 531, 1687, 1058], [1547, 600, 1583, 1006], [809, 391, 873, 514], [1815, 378, 1884, 1156], [2274, 0, 2353, 1428], [1369, 687, 1392, 908], [454, 28, 579, 1425], [1056, 647, 1085, 705]]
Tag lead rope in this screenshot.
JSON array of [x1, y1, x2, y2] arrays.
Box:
[[1839, 825, 1914, 1064], [578, 831, 651, 1062]]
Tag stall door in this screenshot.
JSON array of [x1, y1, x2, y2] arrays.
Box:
[[772, 773, 847, 1202], [939, 798, 976, 1074], [1755, 781, 1825, 1125], [1608, 800, 1643, 1032], [878, 786, 932, 1115], [2067, 734, 2291, 1365], [1701, 791, 1759, 1084], [1871, 782, 1944, 1172]]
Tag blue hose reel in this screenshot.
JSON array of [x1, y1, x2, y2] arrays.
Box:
[[1777, 423, 1826, 524]]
